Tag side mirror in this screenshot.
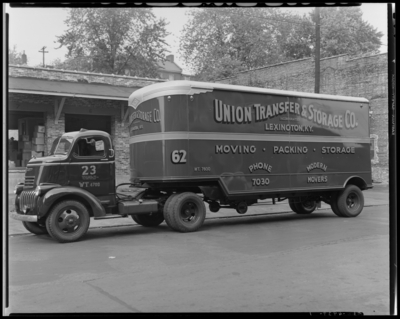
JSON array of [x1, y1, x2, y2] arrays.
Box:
[[109, 149, 115, 158]]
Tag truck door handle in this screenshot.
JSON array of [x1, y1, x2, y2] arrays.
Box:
[[109, 149, 114, 158]]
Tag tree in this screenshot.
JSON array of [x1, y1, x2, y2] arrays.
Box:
[[282, 7, 383, 59], [52, 56, 93, 71], [9, 45, 27, 65], [180, 8, 291, 81], [55, 8, 169, 77], [180, 7, 383, 81]]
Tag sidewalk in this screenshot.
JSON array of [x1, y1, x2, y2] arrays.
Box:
[[7, 184, 389, 236]]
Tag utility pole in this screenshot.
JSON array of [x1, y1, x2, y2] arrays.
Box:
[[39, 46, 48, 67], [314, 7, 321, 93]]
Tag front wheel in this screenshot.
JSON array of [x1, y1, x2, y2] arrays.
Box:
[[163, 192, 206, 232], [332, 185, 364, 217], [46, 200, 90, 243], [131, 213, 164, 227], [22, 220, 48, 235]]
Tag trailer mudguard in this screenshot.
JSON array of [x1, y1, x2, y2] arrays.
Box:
[[38, 186, 107, 219]]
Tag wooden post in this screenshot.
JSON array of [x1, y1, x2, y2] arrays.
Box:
[[315, 7, 321, 94]]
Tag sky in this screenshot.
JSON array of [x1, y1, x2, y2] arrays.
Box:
[[5, 3, 392, 75]]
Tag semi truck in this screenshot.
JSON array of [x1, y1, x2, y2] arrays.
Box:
[[11, 80, 372, 243]]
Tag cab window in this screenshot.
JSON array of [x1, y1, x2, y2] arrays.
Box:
[[74, 137, 105, 158]]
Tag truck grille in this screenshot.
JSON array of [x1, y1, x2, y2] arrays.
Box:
[[24, 176, 35, 188], [19, 190, 36, 210]]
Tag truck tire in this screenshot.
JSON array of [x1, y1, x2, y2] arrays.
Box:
[[45, 200, 90, 243], [332, 185, 364, 218], [163, 193, 179, 230], [330, 193, 343, 217], [131, 213, 164, 227], [163, 192, 206, 232], [288, 198, 299, 213], [294, 200, 317, 214], [22, 220, 48, 235]]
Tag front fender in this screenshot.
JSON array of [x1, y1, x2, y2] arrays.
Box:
[[38, 186, 107, 218]]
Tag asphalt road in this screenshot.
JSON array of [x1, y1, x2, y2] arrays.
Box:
[[6, 187, 390, 315]]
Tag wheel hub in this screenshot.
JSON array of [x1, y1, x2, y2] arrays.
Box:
[[67, 216, 77, 225], [346, 193, 358, 209], [181, 203, 197, 222], [58, 209, 80, 232]]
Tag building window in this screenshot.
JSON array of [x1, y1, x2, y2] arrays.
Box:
[[370, 134, 379, 164]]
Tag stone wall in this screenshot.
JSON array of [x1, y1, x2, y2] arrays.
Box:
[[216, 52, 389, 184]]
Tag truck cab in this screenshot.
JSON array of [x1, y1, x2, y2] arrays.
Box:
[[13, 129, 118, 242]]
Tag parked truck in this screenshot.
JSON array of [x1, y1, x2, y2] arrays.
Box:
[[11, 81, 372, 243]]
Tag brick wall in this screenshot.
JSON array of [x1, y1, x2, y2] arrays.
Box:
[[111, 114, 131, 179], [216, 52, 389, 183]]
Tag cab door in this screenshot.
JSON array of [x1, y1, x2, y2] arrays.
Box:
[[68, 135, 114, 199]]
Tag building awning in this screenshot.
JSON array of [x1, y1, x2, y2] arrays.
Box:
[[9, 77, 138, 101]]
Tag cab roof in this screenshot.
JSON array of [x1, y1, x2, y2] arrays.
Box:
[[62, 129, 111, 139]]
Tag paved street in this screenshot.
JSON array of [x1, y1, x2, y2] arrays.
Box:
[[6, 185, 390, 314]]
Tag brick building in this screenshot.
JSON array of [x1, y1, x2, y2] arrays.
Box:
[[8, 65, 164, 187], [215, 52, 389, 184]]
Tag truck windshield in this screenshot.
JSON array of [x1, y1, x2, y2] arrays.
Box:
[[51, 136, 74, 155]]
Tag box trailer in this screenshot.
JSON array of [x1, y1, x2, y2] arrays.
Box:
[[12, 81, 372, 242]]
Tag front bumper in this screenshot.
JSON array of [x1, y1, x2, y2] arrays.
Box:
[[10, 212, 38, 222]]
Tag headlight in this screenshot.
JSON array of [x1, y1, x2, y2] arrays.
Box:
[[14, 183, 24, 195], [34, 186, 41, 197]]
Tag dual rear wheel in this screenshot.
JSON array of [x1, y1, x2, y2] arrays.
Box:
[[289, 198, 317, 214], [330, 185, 364, 217], [288, 185, 364, 218], [163, 192, 206, 232]]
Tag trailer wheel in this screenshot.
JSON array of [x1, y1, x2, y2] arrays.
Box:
[[294, 200, 317, 214], [330, 193, 343, 217], [45, 200, 90, 243], [332, 185, 364, 218], [288, 199, 299, 213], [131, 213, 164, 227], [164, 192, 206, 232], [22, 220, 48, 235]]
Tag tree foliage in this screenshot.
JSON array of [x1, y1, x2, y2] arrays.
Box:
[[9, 45, 27, 65], [180, 7, 383, 81], [282, 7, 383, 59], [180, 8, 291, 81], [55, 8, 169, 77]]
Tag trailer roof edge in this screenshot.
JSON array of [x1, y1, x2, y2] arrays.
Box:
[[128, 80, 369, 109]]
